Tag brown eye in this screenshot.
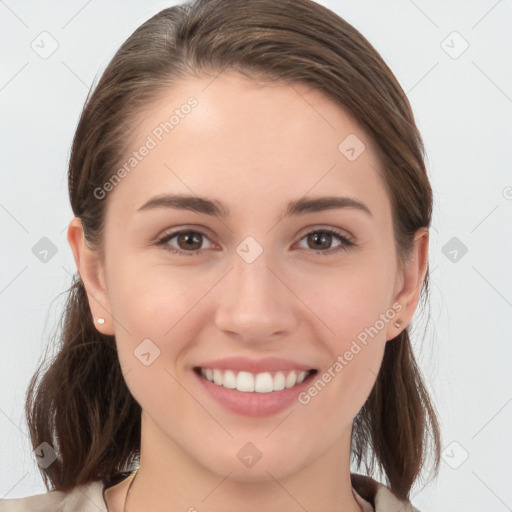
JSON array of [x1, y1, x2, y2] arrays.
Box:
[[296, 228, 354, 255], [156, 230, 213, 255], [176, 232, 202, 251], [156, 227, 354, 257], [307, 232, 333, 250]]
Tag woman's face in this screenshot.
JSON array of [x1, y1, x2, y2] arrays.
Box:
[[70, 70, 423, 483]]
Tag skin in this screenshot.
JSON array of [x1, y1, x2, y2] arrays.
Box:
[[68, 70, 428, 512]]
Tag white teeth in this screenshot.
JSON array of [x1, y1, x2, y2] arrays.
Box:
[[285, 371, 297, 388], [236, 371, 255, 392], [273, 371, 286, 391], [255, 372, 273, 393], [199, 368, 311, 393], [213, 369, 223, 386], [297, 371, 308, 384], [223, 370, 237, 389]]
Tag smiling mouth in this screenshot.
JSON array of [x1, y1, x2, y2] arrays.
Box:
[[194, 367, 318, 393]]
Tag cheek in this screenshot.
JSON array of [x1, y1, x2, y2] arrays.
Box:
[[107, 256, 211, 335], [300, 342, 385, 434], [104, 262, 215, 393], [300, 257, 394, 341], [298, 257, 392, 398], [107, 263, 207, 411], [295, 267, 391, 422]]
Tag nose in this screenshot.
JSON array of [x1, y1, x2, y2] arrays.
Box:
[[213, 249, 299, 344]]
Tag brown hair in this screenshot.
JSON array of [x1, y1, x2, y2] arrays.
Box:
[[25, 0, 441, 501]]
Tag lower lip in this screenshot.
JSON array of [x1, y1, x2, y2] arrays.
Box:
[[194, 369, 315, 417]]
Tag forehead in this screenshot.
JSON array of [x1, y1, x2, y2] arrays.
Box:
[[104, 70, 390, 223]]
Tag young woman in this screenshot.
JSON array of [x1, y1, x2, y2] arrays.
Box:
[[1, 0, 441, 510]]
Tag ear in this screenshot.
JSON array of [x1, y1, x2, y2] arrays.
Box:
[[67, 217, 114, 335], [386, 227, 429, 341]]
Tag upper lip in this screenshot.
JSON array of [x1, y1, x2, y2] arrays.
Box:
[[195, 356, 316, 374]]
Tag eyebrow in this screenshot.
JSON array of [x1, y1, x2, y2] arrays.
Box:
[[136, 194, 372, 218]]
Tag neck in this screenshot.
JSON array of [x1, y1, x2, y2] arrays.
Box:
[[124, 414, 363, 512]]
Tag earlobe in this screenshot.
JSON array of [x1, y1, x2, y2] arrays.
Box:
[[66, 217, 114, 335], [386, 228, 429, 341]]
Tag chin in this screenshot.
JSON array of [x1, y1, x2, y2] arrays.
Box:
[[200, 446, 309, 483]]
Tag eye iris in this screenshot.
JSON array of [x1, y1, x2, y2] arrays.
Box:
[[309, 232, 331, 250], [178, 232, 202, 251]]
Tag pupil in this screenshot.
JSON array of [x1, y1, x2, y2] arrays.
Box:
[[310, 232, 331, 250], [179, 233, 201, 250]]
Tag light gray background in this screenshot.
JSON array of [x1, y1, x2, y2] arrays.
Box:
[[1, 1, 511, 510]]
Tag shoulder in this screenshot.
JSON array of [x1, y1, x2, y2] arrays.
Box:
[[351, 473, 421, 512], [0, 480, 107, 512]]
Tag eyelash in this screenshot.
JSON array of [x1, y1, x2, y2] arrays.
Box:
[[155, 227, 354, 257]]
